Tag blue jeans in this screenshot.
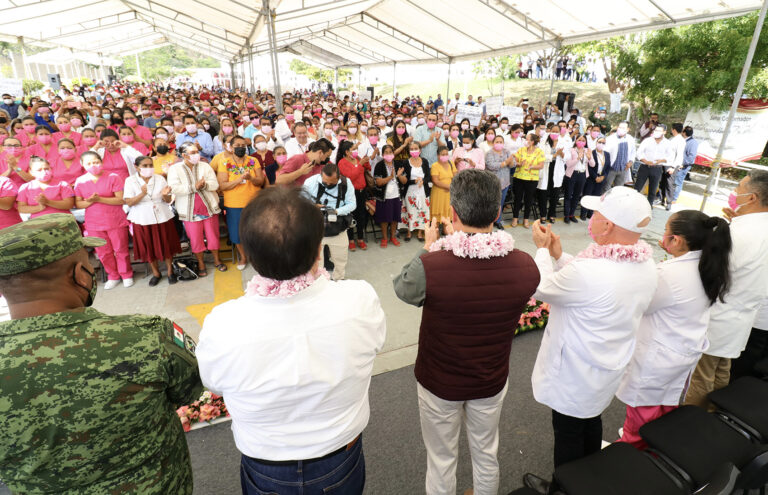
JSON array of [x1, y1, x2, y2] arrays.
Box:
[[240, 436, 365, 495], [673, 165, 691, 201], [497, 185, 509, 223]]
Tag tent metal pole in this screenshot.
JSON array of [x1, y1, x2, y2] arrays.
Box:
[[247, 44, 255, 93], [135, 53, 141, 80], [446, 57, 452, 97], [334, 68, 338, 92], [263, 0, 283, 114], [392, 61, 396, 99], [229, 61, 236, 89], [700, 0, 768, 211], [548, 43, 561, 103], [358, 65, 361, 94]]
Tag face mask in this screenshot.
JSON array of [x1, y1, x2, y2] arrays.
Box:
[[728, 192, 753, 212], [324, 128, 333, 136], [617, 128, 627, 137], [591, 131, 599, 139], [493, 143, 504, 152], [360, 126, 368, 134], [596, 142, 606, 152], [653, 130, 664, 139], [139, 167, 154, 178], [378, 119, 386, 126], [32, 169, 53, 182], [59, 148, 76, 160], [463, 143, 472, 150], [174, 120, 183, 128], [409, 150, 420, 158], [512, 132, 521, 139], [417, 118, 425, 125], [286, 115, 295, 122], [351, 150, 359, 159], [275, 155, 287, 165], [73, 266, 97, 307], [261, 125, 272, 133], [337, 136, 346, 143], [185, 124, 197, 134], [102, 113, 111, 120], [85, 164, 102, 175], [383, 153, 395, 162], [121, 135, 135, 144], [2, 98, 11, 104], [156, 144, 170, 155], [560, 128, 567, 135], [426, 121, 437, 130], [203, 124, 210, 130], [153, 111, 163, 118], [486, 135, 494, 142], [576, 141, 586, 148], [348, 127, 357, 134], [187, 153, 201, 164], [461, 123, 469, 130], [396, 127, 406, 135], [233, 147, 247, 158], [165, 110, 173, 117], [162, 125, 173, 134], [500, 123, 509, 131], [37, 134, 52, 144], [368, 135, 379, 145], [23, 124, 36, 133], [57, 123, 72, 133], [439, 155, 449, 163], [255, 142, 267, 151], [125, 118, 138, 128]]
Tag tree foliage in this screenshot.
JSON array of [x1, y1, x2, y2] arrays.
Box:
[[288, 59, 352, 84], [119, 46, 219, 81], [570, 36, 640, 93], [615, 13, 768, 114]]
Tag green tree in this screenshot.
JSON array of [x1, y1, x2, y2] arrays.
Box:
[[570, 36, 640, 94], [120, 46, 219, 81], [615, 13, 768, 115], [289, 59, 351, 84]]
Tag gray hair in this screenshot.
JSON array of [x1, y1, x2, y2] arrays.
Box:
[[449, 169, 501, 228], [747, 169, 768, 207]]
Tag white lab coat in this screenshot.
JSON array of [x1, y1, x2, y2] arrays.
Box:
[[531, 246, 657, 418], [616, 251, 710, 407], [550, 136, 571, 188]]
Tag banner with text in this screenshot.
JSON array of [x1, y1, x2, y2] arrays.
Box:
[[0, 78, 23, 98], [455, 104, 483, 126], [485, 96, 503, 116], [684, 99, 768, 168], [500, 105, 524, 124]]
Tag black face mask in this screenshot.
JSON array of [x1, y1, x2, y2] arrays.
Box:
[[156, 145, 169, 155], [233, 146, 247, 158], [72, 266, 97, 307], [0, 117, 6, 124]]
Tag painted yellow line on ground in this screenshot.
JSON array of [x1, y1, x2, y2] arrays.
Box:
[[186, 258, 244, 327]]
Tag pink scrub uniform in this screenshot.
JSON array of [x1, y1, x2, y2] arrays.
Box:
[[52, 131, 82, 146], [0, 176, 22, 230], [17, 180, 75, 218], [51, 155, 85, 186]]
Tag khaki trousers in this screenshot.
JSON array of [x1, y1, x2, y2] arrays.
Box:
[[322, 231, 348, 281], [684, 354, 731, 409]]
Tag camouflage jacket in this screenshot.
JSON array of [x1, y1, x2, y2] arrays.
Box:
[[0, 308, 203, 494]]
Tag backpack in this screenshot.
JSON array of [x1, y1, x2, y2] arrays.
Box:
[[315, 178, 356, 237]]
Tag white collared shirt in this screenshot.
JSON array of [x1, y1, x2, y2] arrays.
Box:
[[707, 212, 768, 357], [285, 137, 315, 158], [531, 247, 657, 418], [123, 174, 174, 226], [616, 251, 710, 406], [196, 277, 386, 460], [637, 137, 674, 166], [670, 133, 686, 169]]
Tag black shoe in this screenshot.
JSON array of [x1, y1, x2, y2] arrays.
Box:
[[148, 275, 161, 287], [570, 216, 579, 223], [523, 473, 551, 495], [564, 216, 571, 224], [404, 235, 412, 242], [168, 273, 178, 285], [548, 217, 556, 224], [579, 214, 587, 221]]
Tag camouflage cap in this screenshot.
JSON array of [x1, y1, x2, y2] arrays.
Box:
[[0, 214, 105, 277]]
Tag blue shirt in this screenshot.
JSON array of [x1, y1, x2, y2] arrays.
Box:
[[175, 131, 214, 160], [302, 174, 356, 216], [413, 125, 445, 165], [34, 113, 56, 132], [683, 137, 699, 166], [433, 98, 443, 109], [0, 103, 20, 119]]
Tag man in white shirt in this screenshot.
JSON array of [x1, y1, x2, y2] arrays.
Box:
[[661, 123, 687, 210], [604, 121, 636, 189], [524, 187, 657, 494], [686, 170, 768, 405], [196, 186, 386, 494], [251, 116, 284, 152], [634, 124, 674, 205], [284, 121, 316, 158]]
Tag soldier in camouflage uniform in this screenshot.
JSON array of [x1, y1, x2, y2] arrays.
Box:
[[0, 214, 203, 494]]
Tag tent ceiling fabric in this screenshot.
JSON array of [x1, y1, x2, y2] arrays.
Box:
[[0, 0, 762, 66]]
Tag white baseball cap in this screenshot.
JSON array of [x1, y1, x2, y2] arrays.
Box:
[[580, 187, 652, 233]]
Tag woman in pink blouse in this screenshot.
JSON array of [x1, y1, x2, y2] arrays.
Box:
[[51, 138, 84, 186], [17, 156, 75, 218], [451, 132, 485, 172], [0, 175, 22, 230]]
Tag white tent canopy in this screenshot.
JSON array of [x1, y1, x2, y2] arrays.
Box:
[[0, 0, 762, 68], [25, 47, 122, 67]]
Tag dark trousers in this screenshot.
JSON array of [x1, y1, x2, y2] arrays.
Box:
[[536, 188, 548, 220], [241, 436, 365, 495], [659, 167, 675, 205], [513, 178, 537, 220], [348, 189, 368, 241], [731, 328, 768, 381], [581, 177, 605, 218], [546, 160, 561, 219], [564, 171, 587, 218], [552, 410, 603, 468], [634, 165, 663, 205]]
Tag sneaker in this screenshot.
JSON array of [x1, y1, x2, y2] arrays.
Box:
[[356, 240, 367, 250], [237, 263, 246, 271], [390, 237, 401, 247], [349, 241, 356, 251], [380, 238, 388, 248], [123, 278, 134, 288], [104, 279, 120, 290]]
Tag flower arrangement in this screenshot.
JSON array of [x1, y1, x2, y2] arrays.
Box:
[[246, 267, 330, 298], [515, 298, 550, 335], [428, 230, 516, 259], [177, 390, 229, 432]]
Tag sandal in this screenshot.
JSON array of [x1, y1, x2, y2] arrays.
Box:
[[198, 269, 208, 277], [215, 263, 228, 272]]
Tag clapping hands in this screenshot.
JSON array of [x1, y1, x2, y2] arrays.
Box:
[[532, 220, 562, 260]]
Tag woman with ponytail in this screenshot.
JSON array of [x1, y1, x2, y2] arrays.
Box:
[[615, 209, 731, 448]]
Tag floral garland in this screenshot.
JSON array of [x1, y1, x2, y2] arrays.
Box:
[[177, 391, 229, 432], [245, 268, 330, 298], [516, 298, 550, 335], [428, 230, 515, 259], [576, 240, 653, 263]]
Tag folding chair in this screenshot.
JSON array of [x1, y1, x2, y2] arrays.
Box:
[[709, 377, 768, 443]]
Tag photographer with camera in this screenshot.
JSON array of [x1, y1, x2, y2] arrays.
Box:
[[275, 138, 335, 186], [303, 162, 357, 280]]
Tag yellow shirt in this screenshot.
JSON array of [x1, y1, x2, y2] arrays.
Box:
[[220, 156, 263, 208], [209, 152, 230, 173], [153, 154, 177, 175], [513, 146, 545, 181]]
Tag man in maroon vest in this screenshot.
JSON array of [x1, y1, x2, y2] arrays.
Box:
[[394, 169, 540, 495]]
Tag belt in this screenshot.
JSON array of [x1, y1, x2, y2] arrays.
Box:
[[246, 434, 361, 466]]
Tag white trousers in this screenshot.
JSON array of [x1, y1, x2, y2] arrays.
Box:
[[417, 381, 508, 495], [322, 230, 348, 280]]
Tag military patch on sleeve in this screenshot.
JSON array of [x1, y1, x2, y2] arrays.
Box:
[[172, 323, 186, 349], [184, 334, 197, 356]]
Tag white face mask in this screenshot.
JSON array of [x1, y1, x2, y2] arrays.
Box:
[[255, 142, 267, 151]]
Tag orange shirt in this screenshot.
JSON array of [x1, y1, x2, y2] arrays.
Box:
[[220, 156, 262, 208]]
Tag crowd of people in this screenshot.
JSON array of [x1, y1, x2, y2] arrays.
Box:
[[0, 80, 767, 495]]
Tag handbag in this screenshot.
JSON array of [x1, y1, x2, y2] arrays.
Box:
[[172, 257, 199, 281], [365, 198, 376, 216]]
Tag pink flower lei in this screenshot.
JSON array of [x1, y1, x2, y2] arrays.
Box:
[[576, 240, 653, 263], [428, 230, 516, 259], [246, 268, 330, 298]]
